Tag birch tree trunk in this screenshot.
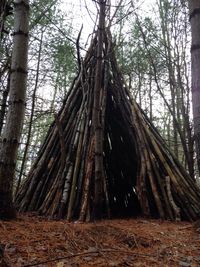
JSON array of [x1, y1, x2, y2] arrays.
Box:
[[189, 0, 200, 174], [0, 0, 29, 220]]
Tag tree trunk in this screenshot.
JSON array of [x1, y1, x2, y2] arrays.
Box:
[[0, 0, 13, 41], [189, 0, 200, 174], [15, 30, 43, 195], [0, 0, 29, 220], [0, 0, 6, 40]]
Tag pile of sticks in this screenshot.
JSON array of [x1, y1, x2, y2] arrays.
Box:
[[15, 1, 200, 221]]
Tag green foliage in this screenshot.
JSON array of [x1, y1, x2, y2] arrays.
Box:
[[113, 0, 193, 173], [30, 0, 60, 28], [16, 0, 77, 184], [50, 32, 76, 102]]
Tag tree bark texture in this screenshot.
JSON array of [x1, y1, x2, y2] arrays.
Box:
[[92, 0, 106, 219], [189, 0, 200, 173], [0, 0, 29, 220], [189, 0, 200, 174], [0, 72, 10, 135], [0, 0, 6, 40], [0, 0, 13, 41]]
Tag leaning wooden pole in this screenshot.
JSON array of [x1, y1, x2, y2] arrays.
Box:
[[92, 0, 106, 219]]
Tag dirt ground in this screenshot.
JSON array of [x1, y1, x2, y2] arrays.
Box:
[[0, 214, 200, 267]]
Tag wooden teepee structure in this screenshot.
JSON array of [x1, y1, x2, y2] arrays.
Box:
[[15, 1, 200, 221]]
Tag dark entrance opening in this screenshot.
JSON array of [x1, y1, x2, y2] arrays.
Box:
[[104, 86, 141, 218]]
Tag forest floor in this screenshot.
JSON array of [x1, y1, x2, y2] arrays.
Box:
[[0, 214, 200, 267]]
